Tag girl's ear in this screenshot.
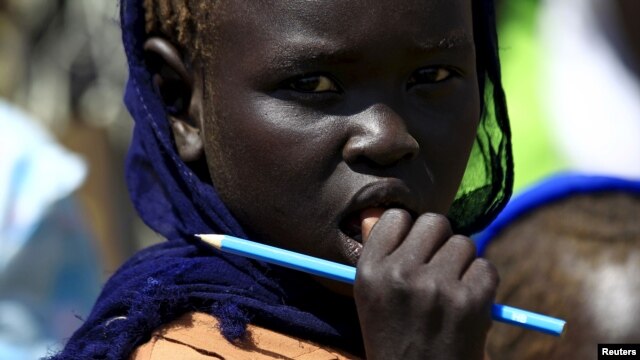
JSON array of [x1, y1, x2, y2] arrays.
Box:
[[143, 37, 204, 162]]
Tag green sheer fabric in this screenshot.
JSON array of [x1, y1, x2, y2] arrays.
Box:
[[448, 0, 513, 235]]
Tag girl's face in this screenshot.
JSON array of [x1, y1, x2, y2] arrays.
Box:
[[200, 0, 479, 266]]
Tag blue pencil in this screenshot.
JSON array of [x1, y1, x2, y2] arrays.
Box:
[[197, 234, 566, 336]]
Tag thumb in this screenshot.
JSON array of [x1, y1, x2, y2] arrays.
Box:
[[360, 208, 385, 243]]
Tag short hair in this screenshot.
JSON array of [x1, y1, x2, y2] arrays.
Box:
[[485, 192, 640, 359], [143, 0, 214, 59]]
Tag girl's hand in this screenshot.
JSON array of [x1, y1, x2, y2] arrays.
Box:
[[354, 209, 498, 360]]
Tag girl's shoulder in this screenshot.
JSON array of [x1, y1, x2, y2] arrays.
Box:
[[130, 312, 358, 360]]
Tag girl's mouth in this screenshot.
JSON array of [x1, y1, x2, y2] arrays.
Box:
[[340, 212, 365, 243], [338, 207, 386, 265], [337, 180, 422, 263], [339, 207, 387, 244]]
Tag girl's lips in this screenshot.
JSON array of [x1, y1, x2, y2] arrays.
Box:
[[340, 207, 386, 244], [338, 180, 422, 245], [340, 207, 384, 265]]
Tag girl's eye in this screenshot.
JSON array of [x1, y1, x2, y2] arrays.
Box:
[[288, 75, 339, 93], [407, 67, 453, 88]]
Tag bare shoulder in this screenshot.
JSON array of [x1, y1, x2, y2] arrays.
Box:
[[130, 312, 358, 360]]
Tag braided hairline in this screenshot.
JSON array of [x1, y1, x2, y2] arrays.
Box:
[[143, 0, 212, 59]]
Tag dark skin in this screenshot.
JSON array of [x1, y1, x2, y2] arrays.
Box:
[[145, 0, 498, 358], [485, 193, 640, 360]]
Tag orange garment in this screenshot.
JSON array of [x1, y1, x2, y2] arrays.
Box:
[[130, 312, 359, 360]]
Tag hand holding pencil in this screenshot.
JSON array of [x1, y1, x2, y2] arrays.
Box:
[[356, 209, 505, 360], [197, 209, 565, 360]]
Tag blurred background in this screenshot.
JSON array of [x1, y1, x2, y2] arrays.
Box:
[[0, 1, 160, 358], [0, 0, 638, 359]]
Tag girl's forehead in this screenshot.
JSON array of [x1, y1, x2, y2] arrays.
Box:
[[215, 0, 473, 43]]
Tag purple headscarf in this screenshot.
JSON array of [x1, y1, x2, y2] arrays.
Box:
[[49, 1, 361, 359]]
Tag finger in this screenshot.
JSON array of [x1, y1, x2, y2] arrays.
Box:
[[428, 235, 477, 279], [461, 258, 500, 301], [391, 213, 452, 264], [361, 207, 385, 243], [358, 208, 413, 264]]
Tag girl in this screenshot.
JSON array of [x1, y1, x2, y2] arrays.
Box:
[[52, 0, 512, 358]]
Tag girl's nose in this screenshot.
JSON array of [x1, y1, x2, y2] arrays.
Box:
[[342, 104, 419, 167]]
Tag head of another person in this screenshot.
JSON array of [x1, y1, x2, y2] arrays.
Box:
[[141, 0, 511, 266], [485, 192, 640, 360]]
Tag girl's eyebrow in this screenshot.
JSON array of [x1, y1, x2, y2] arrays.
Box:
[[264, 40, 359, 71], [264, 32, 474, 72], [416, 32, 475, 52]]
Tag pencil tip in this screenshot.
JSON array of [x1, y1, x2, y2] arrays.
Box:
[[195, 234, 223, 249]]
